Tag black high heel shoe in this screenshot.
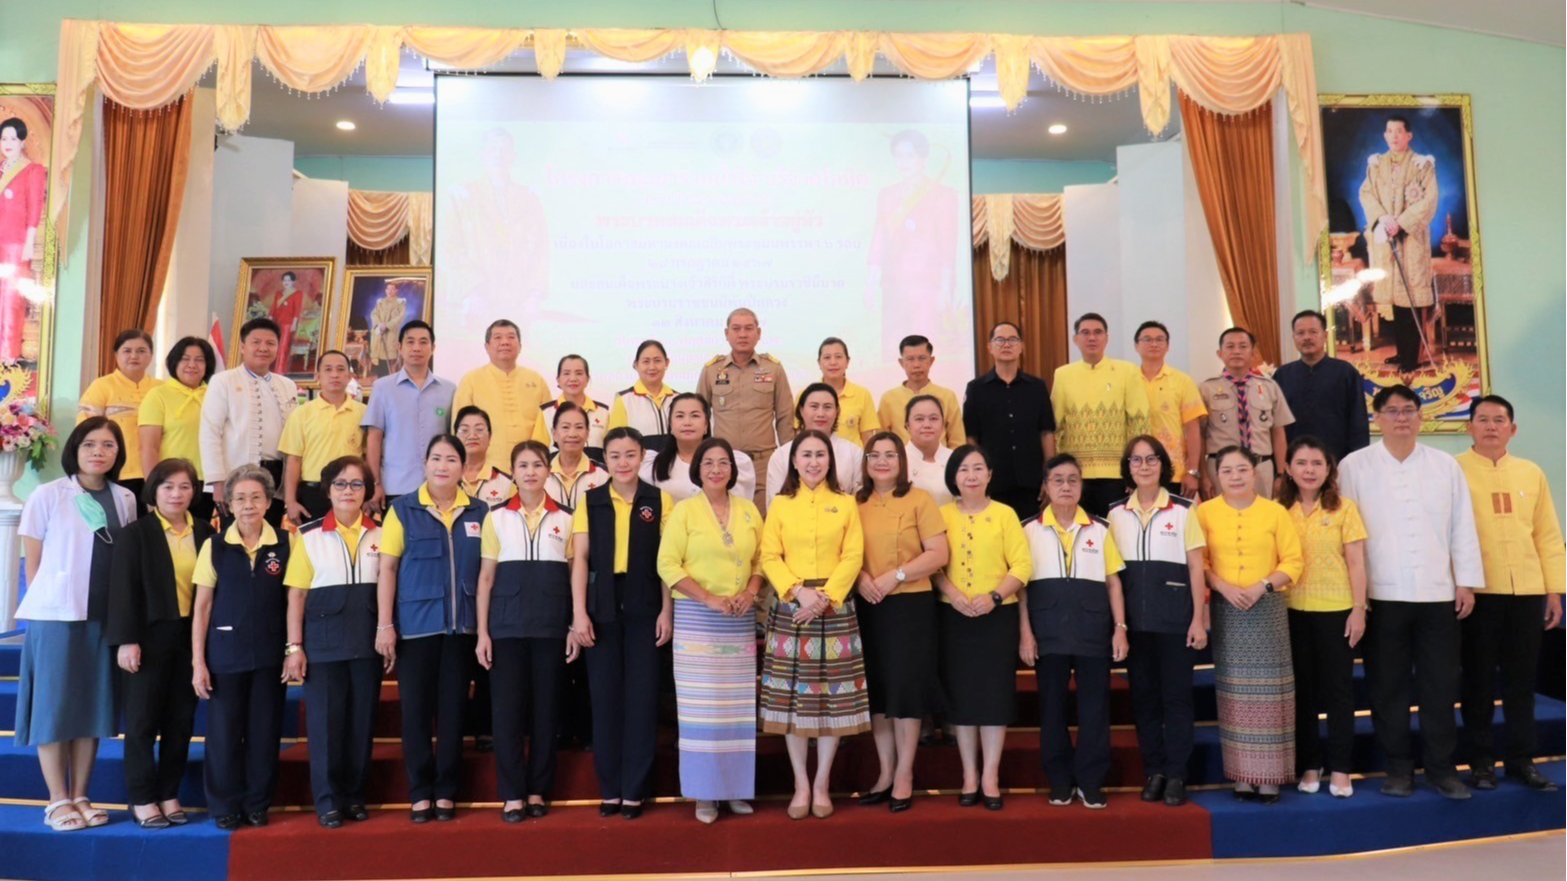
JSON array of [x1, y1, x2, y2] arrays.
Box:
[[599, 801, 620, 818], [858, 788, 892, 807], [620, 802, 644, 820], [888, 796, 913, 813], [957, 791, 980, 807], [410, 805, 434, 824], [983, 794, 1004, 811]]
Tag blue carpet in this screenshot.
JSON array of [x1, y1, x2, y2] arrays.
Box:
[[0, 802, 232, 880]]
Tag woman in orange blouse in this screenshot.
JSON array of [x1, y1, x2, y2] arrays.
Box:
[[1198, 446, 1304, 803]]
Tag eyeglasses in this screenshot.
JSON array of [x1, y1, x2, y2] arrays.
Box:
[[1127, 455, 1162, 466], [991, 336, 1022, 346], [1136, 336, 1168, 345], [330, 480, 367, 491], [1047, 476, 1082, 488], [1380, 407, 1421, 420]]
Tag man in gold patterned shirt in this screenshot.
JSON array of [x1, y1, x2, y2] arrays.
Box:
[[1051, 313, 1150, 517]]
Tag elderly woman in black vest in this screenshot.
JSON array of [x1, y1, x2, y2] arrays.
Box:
[[570, 427, 673, 819], [191, 464, 291, 829]]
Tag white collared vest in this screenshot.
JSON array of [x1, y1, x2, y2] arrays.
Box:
[[1023, 513, 1115, 657]]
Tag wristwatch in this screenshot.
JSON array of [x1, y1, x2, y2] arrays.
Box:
[[989, 590, 1004, 606], [894, 568, 907, 584], [284, 643, 303, 656], [1260, 579, 1275, 593], [1186, 468, 1199, 478]]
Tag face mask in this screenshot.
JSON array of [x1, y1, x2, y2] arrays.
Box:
[[74, 493, 108, 532]]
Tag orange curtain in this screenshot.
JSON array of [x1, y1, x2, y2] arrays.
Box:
[[1180, 94, 1281, 365], [347, 238, 411, 266], [971, 244, 1068, 379], [98, 95, 193, 375]]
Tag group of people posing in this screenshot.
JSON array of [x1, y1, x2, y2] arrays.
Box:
[[12, 306, 1561, 833]]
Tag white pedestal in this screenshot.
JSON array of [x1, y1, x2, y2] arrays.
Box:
[[0, 500, 20, 639]]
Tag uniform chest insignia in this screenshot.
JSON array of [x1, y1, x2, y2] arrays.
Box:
[[715, 372, 730, 386], [825, 506, 838, 514], [552, 526, 561, 535], [369, 543, 379, 554], [638, 506, 656, 523], [755, 374, 772, 383], [1163, 521, 1174, 531], [465, 522, 481, 538], [1085, 539, 1095, 549], [264, 558, 283, 576]]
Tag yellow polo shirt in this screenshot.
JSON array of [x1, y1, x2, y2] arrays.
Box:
[[571, 484, 673, 573], [759, 482, 864, 605], [1142, 365, 1206, 469], [138, 380, 208, 479], [194, 521, 283, 586], [78, 370, 158, 480], [1457, 450, 1566, 595], [1286, 499, 1367, 612], [379, 485, 474, 557], [454, 363, 552, 472], [284, 514, 370, 589], [155, 511, 199, 616], [1051, 358, 1151, 480], [939, 500, 1032, 603], [278, 396, 366, 482], [877, 381, 965, 449], [799, 380, 880, 446]]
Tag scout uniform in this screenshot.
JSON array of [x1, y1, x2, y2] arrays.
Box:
[[535, 395, 610, 464], [278, 395, 367, 521], [694, 353, 794, 512], [1198, 372, 1295, 498]]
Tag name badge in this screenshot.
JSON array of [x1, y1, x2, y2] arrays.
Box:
[[465, 522, 481, 538]]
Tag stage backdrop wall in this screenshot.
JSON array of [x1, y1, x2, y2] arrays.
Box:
[[3, 2, 1561, 505]]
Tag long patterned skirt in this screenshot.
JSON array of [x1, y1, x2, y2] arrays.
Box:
[[673, 600, 758, 801], [1212, 591, 1296, 785], [759, 592, 872, 739]]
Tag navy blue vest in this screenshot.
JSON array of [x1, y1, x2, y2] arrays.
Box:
[[298, 516, 381, 663], [487, 498, 575, 640], [203, 534, 290, 675], [390, 491, 487, 638], [584, 482, 663, 622]]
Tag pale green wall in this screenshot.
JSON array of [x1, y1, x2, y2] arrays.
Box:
[[294, 155, 433, 192], [5, 2, 1563, 498], [972, 160, 1115, 194]]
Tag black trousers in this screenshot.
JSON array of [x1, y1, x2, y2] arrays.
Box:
[[204, 667, 286, 817], [1080, 479, 1126, 520], [995, 486, 1041, 524], [1364, 600, 1460, 780], [1390, 305, 1426, 371], [1126, 630, 1196, 781], [1038, 653, 1112, 793], [121, 619, 199, 806], [1462, 594, 1546, 769], [304, 657, 382, 816], [490, 637, 568, 801], [396, 633, 477, 803], [584, 614, 661, 801], [295, 482, 331, 523], [1289, 609, 1356, 774]]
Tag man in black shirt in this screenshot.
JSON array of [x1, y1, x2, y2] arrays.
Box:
[[963, 321, 1057, 520], [1273, 310, 1371, 462]]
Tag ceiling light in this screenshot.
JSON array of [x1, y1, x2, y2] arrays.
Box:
[[335, 120, 357, 131], [388, 89, 435, 106], [1048, 123, 1068, 135], [970, 95, 1008, 109]]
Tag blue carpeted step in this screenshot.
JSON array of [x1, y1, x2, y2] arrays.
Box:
[[0, 680, 305, 740], [0, 800, 232, 881], [0, 642, 19, 677], [1194, 760, 1567, 858]]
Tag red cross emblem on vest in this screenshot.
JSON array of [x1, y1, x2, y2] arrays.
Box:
[[1085, 539, 1095, 549]]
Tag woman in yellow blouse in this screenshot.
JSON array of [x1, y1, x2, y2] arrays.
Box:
[[78, 330, 157, 497], [657, 436, 765, 824], [1197, 446, 1305, 803], [855, 433, 948, 812], [933, 444, 1031, 810], [759, 429, 868, 820], [1279, 437, 1367, 798], [803, 337, 880, 446], [139, 337, 215, 521]]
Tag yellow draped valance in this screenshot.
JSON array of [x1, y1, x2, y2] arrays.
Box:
[[345, 189, 433, 264], [50, 22, 1325, 257], [972, 194, 1065, 281]]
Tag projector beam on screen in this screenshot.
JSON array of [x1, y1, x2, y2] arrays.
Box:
[[434, 75, 975, 398]]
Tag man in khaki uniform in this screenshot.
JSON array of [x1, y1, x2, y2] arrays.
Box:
[[1359, 115, 1438, 373], [694, 308, 795, 512], [1199, 327, 1294, 499]]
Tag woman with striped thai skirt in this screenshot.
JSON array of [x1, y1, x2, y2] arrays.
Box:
[[1196, 446, 1305, 803], [657, 437, 766, 824], [759, 430, 870, 820]]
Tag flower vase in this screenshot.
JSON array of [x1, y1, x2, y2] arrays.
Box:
[[0, 449, 23, 506]]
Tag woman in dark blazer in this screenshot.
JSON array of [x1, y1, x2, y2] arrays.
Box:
[[107, 458, 212, 829]]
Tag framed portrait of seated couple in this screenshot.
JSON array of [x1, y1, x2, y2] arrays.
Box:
[[1317, 93, 1489, 434]]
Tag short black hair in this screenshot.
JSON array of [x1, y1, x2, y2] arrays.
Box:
[[795, 382, 841, 433], [1074, 313, 1107, 333], [143, 458, 200, 509], [1291, 310, 1327, 330], [817, 337, 849, 359], [904, 393, 944, 426], [1211, 445, 1260, 469], [510, 440, 552, 471], [1219, 326, 1256, 347], [1121, 435, 1174, 487], [988, 321, 1022, 341], [240, 317, 281, 343], [112, 329, 154, 353], [552, 400, 586, 430], [945, 444, 993, 498], [400, 319, 434, 345], [899, 334, 933, 355], [321, 455, 376, 501], [165, 337, 216, 383], [688, 437, 739, 490], [603, 426, 646, 452], [62, 417, 127, 482], [556, 354, 589, 377], [633, 339, 667, 362], [454, 405, 491, 433], [1044, 453, 1082, 479], [0, 117, 27, 140], [1470, 394, 1514, 422], [1133, 321, 1169, 344], [1372, 384, 1421, 412], [484, 319, 519, 343], [1386, 114, 1413, 134], [317, 349, 350, 368], [425, 433, 466, 465]]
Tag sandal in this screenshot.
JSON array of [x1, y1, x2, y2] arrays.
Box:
[[72, 798, 109, 828], [44, 800, 87, 832]]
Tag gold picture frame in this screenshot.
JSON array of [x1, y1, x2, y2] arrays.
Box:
[[0, 83, 58, 415], [1317, 93, 1489, 434], [333, 265, 432, 394], [231, 256, 337, 389]]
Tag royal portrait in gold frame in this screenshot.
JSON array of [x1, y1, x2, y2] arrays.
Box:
[[231, 256, 337, 388], [1317, 94, 1488, 434], [333, 265, 432, 393], [0, 83, 58, 413]]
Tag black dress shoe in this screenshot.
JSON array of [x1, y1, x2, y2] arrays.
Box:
[[1163, 779, 1188, 807], [244, 811, 269, 827], [213, 814, 242, 831], [1381, 776, 1415, 798], [1232, 786, 1258, 802], [957, 791, 980, 807], [888, 796, 913, 813], [163, 810, 189, 826], [410, 806, 434, 824], [525, 803, 549, 819], [434, 803, 457, 821], [1433, 777, 1471, 800], [1470, 766, 1499, 790], [858, 787, 892, 807], [1141, 774, 1167, 802], [1257, 788, 1281, 805], [345, 804, 370, 822], [318, 811, 343, 829], [137, 813, 172, 830], [983, 794, 1004, 811], [599, 801, 620, 818], [1507, 764, 1560, 792], [620, 802, 644, 820], [501, 808, 526, 824]]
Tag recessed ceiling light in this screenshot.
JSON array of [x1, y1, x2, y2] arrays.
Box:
[[1048, 123, 1068, 135], [335, 120, 357, 131]]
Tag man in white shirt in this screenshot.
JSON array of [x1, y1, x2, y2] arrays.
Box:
[[1339, 384, 1483, 800], [200, 318, 298, 525]]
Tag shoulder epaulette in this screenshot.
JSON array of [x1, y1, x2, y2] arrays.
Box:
[[759, 353, 780, 364], [706, 354, 727, 366]]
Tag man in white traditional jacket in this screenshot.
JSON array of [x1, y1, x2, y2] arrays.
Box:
[[199, 317, 298, 525], [1358, 115, 1439, 373]]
